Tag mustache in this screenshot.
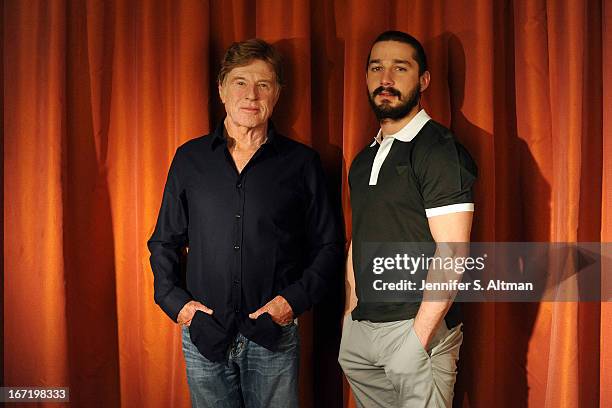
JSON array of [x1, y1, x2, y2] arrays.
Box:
[[373, 86, 402, 98]]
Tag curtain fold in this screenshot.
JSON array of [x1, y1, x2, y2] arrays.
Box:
[[600, 1, 611, 407], [5, 0, 70, 391], [4, 1, 608, 407]]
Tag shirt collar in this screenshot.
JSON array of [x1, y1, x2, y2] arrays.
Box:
[[211, 119, 280, 152], [370, 109, 431, 147]]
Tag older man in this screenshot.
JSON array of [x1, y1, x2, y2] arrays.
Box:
[[148, 39, 343, 408], [339, 31, 477, 407]]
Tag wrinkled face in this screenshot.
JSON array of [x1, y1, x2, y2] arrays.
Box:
[[366, 41, 428, 121], [219, 59, 280, 129]]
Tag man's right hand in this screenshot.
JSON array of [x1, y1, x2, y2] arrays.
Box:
[[177, 300, 213, 327]]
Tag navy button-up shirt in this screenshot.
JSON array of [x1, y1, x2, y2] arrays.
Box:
[[148, 121, 343, 362]]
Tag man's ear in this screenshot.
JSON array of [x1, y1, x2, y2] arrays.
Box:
[[218, 81, 225, 104], [419, 71, 431, 93]]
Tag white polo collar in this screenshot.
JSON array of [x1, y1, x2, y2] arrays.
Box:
[[370, 109, 432, 147]]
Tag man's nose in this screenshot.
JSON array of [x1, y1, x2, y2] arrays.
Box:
[[245, 83, 259, 100], [380, 69, 394, 87]]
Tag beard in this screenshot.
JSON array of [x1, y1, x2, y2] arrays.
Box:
[[368, 83, 421, 121]]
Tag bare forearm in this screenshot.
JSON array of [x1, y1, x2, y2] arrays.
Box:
[[413, 246, 464, 347], [413, 212, 473, 348], [344, 241, 358, 315]]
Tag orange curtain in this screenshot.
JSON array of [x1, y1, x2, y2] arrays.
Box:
[[4, 1, 609, 407]]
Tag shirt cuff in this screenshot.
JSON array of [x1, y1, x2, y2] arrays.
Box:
[[158, 286, 192, 322], [425, 203, 474, 218], [279, 284, 311, 317]]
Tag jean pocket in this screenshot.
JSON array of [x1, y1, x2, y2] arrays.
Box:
[[272, 316, 298, 342], [275, 321, 299, 351]]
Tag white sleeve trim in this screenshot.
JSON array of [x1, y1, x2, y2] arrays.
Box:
[[425, 203, 474, 217]]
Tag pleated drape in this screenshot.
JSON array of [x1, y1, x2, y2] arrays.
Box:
[[4, 1, 609, 407]]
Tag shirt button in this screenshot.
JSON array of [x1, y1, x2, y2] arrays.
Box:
[[236, 182, 242, 189], [234, 245, 240, 250], [234, 308, 240, 313], [235, 214, 241, 219], [233, 279, 240, 284]]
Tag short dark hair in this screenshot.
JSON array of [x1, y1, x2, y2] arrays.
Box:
[[218, 38, 284, 86], [366, 31, 428, 75]]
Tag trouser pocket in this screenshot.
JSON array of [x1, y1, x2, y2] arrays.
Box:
[[385, 321, 463, 407]]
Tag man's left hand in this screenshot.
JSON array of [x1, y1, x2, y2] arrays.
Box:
[[249, 295, 294, 326]]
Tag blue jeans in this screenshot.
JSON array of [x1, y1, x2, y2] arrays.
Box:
[[181, 323, 300, 408]]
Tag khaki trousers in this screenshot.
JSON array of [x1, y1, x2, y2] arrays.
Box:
[[338, 314, 463, 408]]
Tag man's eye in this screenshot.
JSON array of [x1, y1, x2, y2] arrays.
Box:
[[370, 66, 382, 72], [395, 67, 407, 72], [258, 83, 269, 89], [236, 81, 246, 86]]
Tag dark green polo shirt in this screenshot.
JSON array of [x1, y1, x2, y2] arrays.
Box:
[[349, 110, 477, 326]]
